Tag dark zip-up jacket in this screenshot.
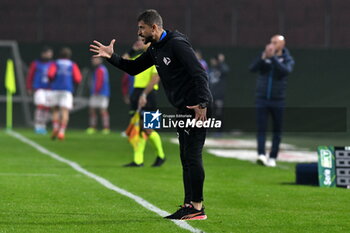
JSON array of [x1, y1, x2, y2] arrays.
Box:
[[107, 30, 212, 109], [249, 48, 295, 100]]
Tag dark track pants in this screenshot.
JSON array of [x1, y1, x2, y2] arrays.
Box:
[[256, 99, 285, 159], [177, 109, 206, 204]]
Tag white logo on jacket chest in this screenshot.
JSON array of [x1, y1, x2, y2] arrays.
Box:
[[163, 57, 171, 65]]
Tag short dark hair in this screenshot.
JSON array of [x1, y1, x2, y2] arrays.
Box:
[[59, 47, 72, 59], [137, 9, 163, 28], [41, 46, 52, 53]]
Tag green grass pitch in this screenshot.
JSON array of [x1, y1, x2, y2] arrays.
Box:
[[0, 129, 349, 233]]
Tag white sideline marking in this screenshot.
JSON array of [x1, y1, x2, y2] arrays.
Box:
[[207, 149, 317, 163], [8, 131, 204, 233], [170, 138, 317, 163]]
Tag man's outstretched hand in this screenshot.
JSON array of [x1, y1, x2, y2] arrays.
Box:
[[89, 39, 115, 59]]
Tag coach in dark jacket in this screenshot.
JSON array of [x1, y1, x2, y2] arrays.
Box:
[[249, 35, 295, 167], [90, 9, 212, 220]]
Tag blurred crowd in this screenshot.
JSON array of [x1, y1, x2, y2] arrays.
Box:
[[26, 33, 293, 168]]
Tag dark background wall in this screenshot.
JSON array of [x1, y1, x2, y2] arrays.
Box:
[[1, 0, 350, 48], [0, 0, 349, 131], [1, 44, 349, 131]]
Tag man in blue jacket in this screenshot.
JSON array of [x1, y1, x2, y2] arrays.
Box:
[[249, 35, 295, 167]]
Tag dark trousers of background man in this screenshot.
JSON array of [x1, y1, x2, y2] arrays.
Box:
[[256, 98, 285, 159]]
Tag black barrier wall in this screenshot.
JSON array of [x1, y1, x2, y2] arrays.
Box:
[[1, 43, 350, 132]]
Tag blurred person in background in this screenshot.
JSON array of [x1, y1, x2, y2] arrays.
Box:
[[120, 71, 134, 138], [121, 72, 134, 105], [249, 35, 295, 167], [120, 53, 134, 138], [121, 36, 166, 167], [195, 50, 209, 73], [216, 53, 230, 78], [208, 53, 229, 127], [48, 47, 82, 140], [120, 46, 136, 106], [26, 46, 54, 134], [86, 57, 111, 135]]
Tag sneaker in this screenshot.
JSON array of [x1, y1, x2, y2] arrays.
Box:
[[165, 204, 207, 220], [51, 129, 59, 140], [266, 158, 277, 167], [123, 162, 144, 167], [152, 157, 166, 167], [257, 154, 267, 166], [102, 128, 110, 135], [86, 127, 96, 135], [57, 132, 65, 141]]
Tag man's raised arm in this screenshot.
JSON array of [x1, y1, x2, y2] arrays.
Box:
[[90, 39, 153, 76]]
